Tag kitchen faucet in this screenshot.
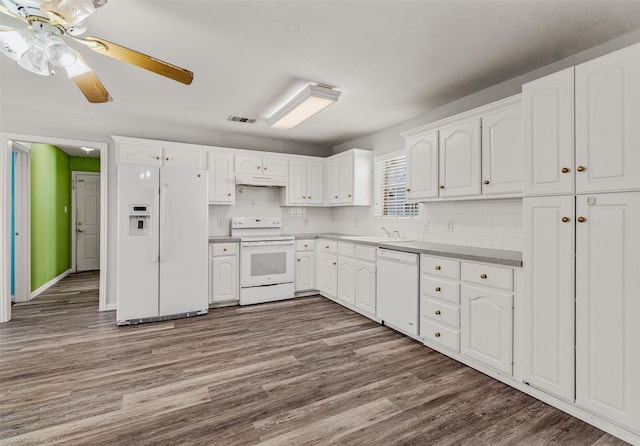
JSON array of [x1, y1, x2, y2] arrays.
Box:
[[381, 227, 400, 238], [381, 226, 392, 237]]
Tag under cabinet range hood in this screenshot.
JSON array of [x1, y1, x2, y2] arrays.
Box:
[[235, 174, 287, 187]]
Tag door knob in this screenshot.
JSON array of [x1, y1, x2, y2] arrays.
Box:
[[77, 228, 85, 233]]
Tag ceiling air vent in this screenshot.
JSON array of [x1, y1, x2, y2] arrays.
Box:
[[227, 115, 256, 124]]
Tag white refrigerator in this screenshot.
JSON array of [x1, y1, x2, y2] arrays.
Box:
[[116, 165, 208, 325]]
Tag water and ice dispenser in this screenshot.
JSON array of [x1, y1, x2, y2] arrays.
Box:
[[129, 204, 151, 236]]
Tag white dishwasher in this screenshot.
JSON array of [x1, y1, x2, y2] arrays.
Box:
[[376, 248, 419, 338]]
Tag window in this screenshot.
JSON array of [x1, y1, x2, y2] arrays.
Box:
[[374, 151, 418, 217]]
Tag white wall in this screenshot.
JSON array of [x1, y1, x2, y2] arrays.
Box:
[[208, 186, 335, 236]]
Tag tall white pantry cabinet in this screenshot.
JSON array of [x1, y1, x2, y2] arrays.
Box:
[[522, 42, 640, 437]]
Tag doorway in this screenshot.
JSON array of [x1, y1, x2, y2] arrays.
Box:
[[10, 143, 30, 303], [72, 171, 101, 272]]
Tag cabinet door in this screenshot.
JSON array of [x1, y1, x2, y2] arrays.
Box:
[[295, 252, 315, 291], [522, 196, 575, 401], [406, 130, 439, 200], [339, 155, 354, 204], [262, 157, 288, 177], [337, 256, 356, 306], [306, 161, 324, 205], [575, 192, 640, 433], [235, 155, 263, 175], [212, 256, 238, 302], [163, 147, 205, 169], [355, 260, 376, 315], [208, 153, 235, 204], [287, 160, 307, 205], [116, 143, 162, 166], [326, 159, 340, 204], [438, 118, 481, 198], [317, 252, 337, 298], [482, 105, 523, 196], [523, 67, 574, 196], [575, 43, 640, 193], [461, 285, 513, 375]]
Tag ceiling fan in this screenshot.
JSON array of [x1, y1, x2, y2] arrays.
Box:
[[0, 0, 194, 103]]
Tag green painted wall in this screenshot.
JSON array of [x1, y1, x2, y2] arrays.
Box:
[[31, 144, 71, 291], [70, 156, 100, 173]]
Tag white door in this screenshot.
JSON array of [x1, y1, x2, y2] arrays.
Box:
[[11, 147, 30, 302], [355, 261, 376, 315], [337, 256, 356, 306], [339, 156, 354, 204], [438, 118, 481, 198], [158, 167, 208, 316], [295, 252, 315, 291], [522, 196, 575, 401], [208, 152, 234, 204], [212, 256, 238, 302], [326, 159, 340, 204], [306, 161, 324, 205], [575, 43, 640, 193], [287, 160, 307, 205], [461, 285, 513, 375], [406, 130, 439, 200], [75, 172, 100, 271], [523, 67, 575, 196], [481, 105, 523, 196], [575, 192, 640, 433]]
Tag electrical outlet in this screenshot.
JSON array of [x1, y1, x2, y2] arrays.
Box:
[[446, 220, 454, 232], [423, 220, 429, 232], [217, 218, 225, 228]]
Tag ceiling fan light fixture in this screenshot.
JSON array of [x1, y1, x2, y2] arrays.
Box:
[[40, 0, 107, 26], [64, 54, 90, 77], [45, 34, 76, 66], [0, 29, 35, 60], [18, 45, 50, 75], [267, 84, 341, 130]]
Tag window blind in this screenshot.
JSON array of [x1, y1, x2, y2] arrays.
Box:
[[374, 153, 418, 217]]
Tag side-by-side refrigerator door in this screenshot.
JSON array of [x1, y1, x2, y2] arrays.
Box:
[[116, 165, 160, 323], [158, 167, 209, 316]]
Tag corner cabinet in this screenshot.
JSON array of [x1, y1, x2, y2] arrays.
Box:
[[208, 152, 235, 204], [286, 159, 324, 206], [325, 149, 372, 206]]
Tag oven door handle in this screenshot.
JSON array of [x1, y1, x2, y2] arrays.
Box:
[[241, 240, 295, 247]]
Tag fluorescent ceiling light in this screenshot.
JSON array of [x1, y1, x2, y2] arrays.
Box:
[[268, 84, 341, 130]]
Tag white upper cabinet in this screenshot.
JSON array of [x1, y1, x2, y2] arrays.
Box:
[[405, 130, 439, 200], [207, 152, 235, 205], [116, 142, 163, 166], [325, 149, 372, 206], [575, 192, 640, 434], [286, 159, 324, 206], [235, 154, 288, 177], [575, 43, 640, 194], [162, 147, 206, 169], [115, 140, 205, 169], [523, 67, 575, 197], [522, 196, 575, 402], [438, 118, 482, 198], [481, 104, 523, 196]]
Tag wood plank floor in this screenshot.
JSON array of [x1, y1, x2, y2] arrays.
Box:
[[0, 272, 628, 445]]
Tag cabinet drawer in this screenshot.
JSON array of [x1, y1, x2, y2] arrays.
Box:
[[461, 262, 513, 291], [355, 245, 376, 262], [421, 255, 460, 279], [338, 242, 355, 257], [420, 275, 460, 304], [421, 297, 460, 329], [422, 320, 460, 352], [296, 239, 315, 251], [212, 243, 237, 256], [319, 240, 338, 254]]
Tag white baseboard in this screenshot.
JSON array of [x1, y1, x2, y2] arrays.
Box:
[[31, 269, 71, 298]]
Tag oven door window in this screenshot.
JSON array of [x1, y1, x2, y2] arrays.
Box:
[[251, 252, 286, 277]]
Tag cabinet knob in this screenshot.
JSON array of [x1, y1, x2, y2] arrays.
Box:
[[480, 273, 487, 279], [227, 193, 232, 196], [304, 244, 308, 247], [264, 167, 268, 171], [348, 194, 352, 198], [439, 185, 445, 189], [165, 157, 169, 161], [483, 180, 490, 185], [576, 165, 586, 172], [155, 156, 160, 160], [435, 310, 441, 315], [223, 248, 227, 252], [332, 262, 337, 266], [297, 258, 300, 262], [561, 167, 570, 173], [257, 166, 261, 169], [434, 332, 441, 338], [406, 188, 411, 192], [308, 196, 312, 199], [303, 195, 307, 199], [435, 265, 441, 271], [562, 216, 570, 222], [577, 216, 586, 223], [435, 287, 441, 292], [325, 245, 330, 249], [334, 195, 339, 199]]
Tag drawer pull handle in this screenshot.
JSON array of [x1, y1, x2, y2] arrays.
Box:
[[435, 287, 441, 292], [561, 167, 570, 173], [435, 266, 441, 271], [480, 273, 487, 279], [435, 310, 441, 315], [562, 216, 570, 222], [434, 332, 441, 338]]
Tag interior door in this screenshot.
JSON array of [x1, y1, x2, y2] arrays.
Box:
[[75, 172, 100, 271], [10, 147, 30, 302]]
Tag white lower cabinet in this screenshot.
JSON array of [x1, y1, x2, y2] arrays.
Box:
[[295, 240, 315, 292], [209, 243, 238, 304], [337, 255, 356, 306], [354, 259, 376, 316], [316, 240, 338, 299]]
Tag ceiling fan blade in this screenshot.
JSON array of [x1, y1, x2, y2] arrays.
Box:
[[66, 52, 111, 103], [0, 4, 27, 22], [40, 0, 106, 26], [74, 36, 194, 85], [0, 25, 15, 31]]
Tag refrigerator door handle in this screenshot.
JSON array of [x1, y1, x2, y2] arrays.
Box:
[[160, 183, 168, 263], [153, 187, 159, 263]]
